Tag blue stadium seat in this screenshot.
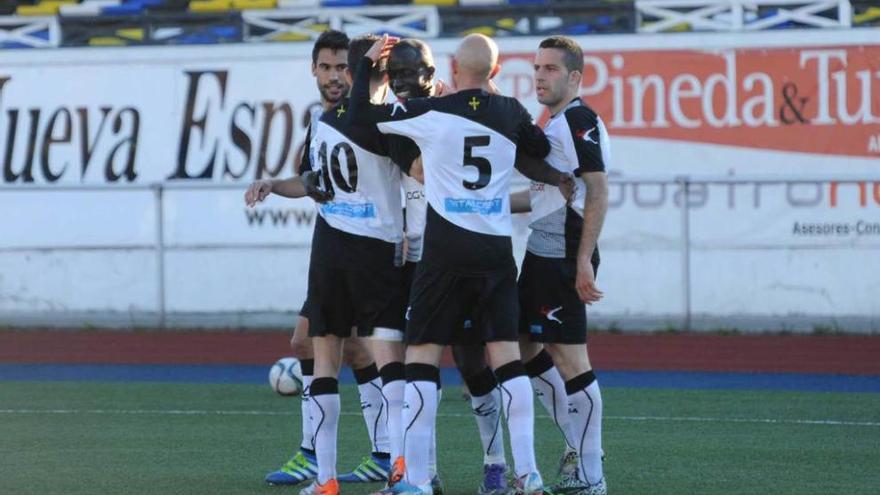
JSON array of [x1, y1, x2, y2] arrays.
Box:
[[321, 0, 366, 6], [102, 3, 147, 15]]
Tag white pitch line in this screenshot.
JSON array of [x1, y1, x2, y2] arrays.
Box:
[[0, 408, 878, 427]]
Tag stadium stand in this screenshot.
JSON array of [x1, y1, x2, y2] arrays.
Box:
[[0, 0, 873, 48]]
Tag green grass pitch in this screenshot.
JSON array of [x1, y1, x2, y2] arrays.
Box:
[[1, 382, 878, 495]]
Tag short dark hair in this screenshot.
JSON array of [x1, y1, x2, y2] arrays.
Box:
[[312, 30, 349, 65], [391, 39, 435, 69], [538, 36, 583, 74], [348, 34, 385, 80]]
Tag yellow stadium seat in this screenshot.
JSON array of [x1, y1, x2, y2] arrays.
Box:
[[413, 0, 458, 6], [117, 28, 145, 41], [189, 0, 233, 12], [462, 26, 496, 36], [89, 37, 127, 46], [271, 32, 312, 42], [17, 0, 76, 16], [854, 7, 880, 24], [233, 0, 276, 10]]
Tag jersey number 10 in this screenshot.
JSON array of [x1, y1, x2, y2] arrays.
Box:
[[317, 140, 358, 195]]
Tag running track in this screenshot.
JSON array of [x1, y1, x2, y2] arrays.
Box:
[[2, 331, 879, 392]]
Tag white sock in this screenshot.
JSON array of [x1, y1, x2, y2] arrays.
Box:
[[300, 373, 315, 452], [497, 363, 537, 479], [357, 375, 389, 454], [403, 364, 440, 487], [382, 379, 405, 461], [428, 386, 442, 476], [309, 377, 340, 484], [567, 373, 604, 485], [465, 367, 506, 465], [527, 351, 575, 449]]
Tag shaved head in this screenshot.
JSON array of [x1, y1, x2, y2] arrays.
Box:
[[454, 34, 499, 81]]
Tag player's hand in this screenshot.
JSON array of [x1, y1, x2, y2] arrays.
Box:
[[365, 34, 399, 64], [434, 79, 455, 96], [409, 156, 425, 184], [302, 170, 334, 203], [245, 180, 273, 207], [575, 257, 603, 304], [558, 172, 577, 205]]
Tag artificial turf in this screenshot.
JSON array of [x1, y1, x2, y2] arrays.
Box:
[[1, 382, 878, 495]]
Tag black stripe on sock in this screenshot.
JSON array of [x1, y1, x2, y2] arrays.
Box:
[[565, 370, 597, 395], [379, 362, 405, 385], [464, 366, 498, 397], [310, 377, 338, 396], [353, 362, 380, 385], [405, 363, 440, 384], [299, 359, 315, 376], [494, 360, 527, 383], [523, 349, 554, 378]]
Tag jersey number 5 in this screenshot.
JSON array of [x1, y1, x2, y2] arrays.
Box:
[[462, 136, 491, 190], [318, 141, 358, 194]]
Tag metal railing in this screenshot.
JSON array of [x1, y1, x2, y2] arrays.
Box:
[[2, 174, 878, 330]]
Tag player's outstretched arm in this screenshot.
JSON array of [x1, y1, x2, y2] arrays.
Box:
[[514, 151, 576, 204], [510, 189, 531, 214], [575, 171, 608, 304], [243, 172, 332, 207]]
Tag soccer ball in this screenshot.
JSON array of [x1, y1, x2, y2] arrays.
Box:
[[269, 357, 303, 396]]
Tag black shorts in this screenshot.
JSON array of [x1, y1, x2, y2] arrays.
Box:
[[518, 251, 598, 344], [306, 263, 405, 338], [405, 263, 518, 346], [300, 297, 311, 319]]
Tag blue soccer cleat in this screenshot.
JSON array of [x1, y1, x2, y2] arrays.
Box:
[[339, 454, 391, 483], [265, 450, 318, 486]]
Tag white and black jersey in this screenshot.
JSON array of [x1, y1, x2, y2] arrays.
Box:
[[402, 174, 426, 263], [349, 57, 550, 274], [301, 98, 404, 269], [527, 98, 609, 259]]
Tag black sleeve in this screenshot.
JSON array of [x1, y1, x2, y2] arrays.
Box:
[[349, 56, 432, 126], [514, 102, 550, 159], [565, 107, 606, 176], [298, 123, 313, 174], [387, 135, 421, 174]]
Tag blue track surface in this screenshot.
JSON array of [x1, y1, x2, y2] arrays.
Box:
[[1, 364, 878, 392]]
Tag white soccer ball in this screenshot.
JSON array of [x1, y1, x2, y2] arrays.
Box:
[[269, 357, 303, 396]]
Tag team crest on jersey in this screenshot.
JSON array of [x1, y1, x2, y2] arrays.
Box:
[[576, 126, 598, 145]]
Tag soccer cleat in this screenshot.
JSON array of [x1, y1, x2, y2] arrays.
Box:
[[547, 476, 607, 495], [477, 463, 510, 495], [387, 455, 406, 487], [431, 474, 445, 495], [299, 478, 340, 495], [265, 450, 318, 486], [557, 447, 579, 479], [339, 454, 391, 483], [371, 480, 434, 495], [513, 472, 544, 495]]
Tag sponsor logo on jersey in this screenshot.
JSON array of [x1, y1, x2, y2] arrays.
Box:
[[321, 201, 377, 218], [444, 197, 503, 215], [391, 100, 408, 116], [540, 305, 563, 324], [576, 126, 598, 144], [530, 324, 543, 335]]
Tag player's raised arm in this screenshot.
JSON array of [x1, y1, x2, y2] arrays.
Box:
[[349, 36, 432, 126]]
